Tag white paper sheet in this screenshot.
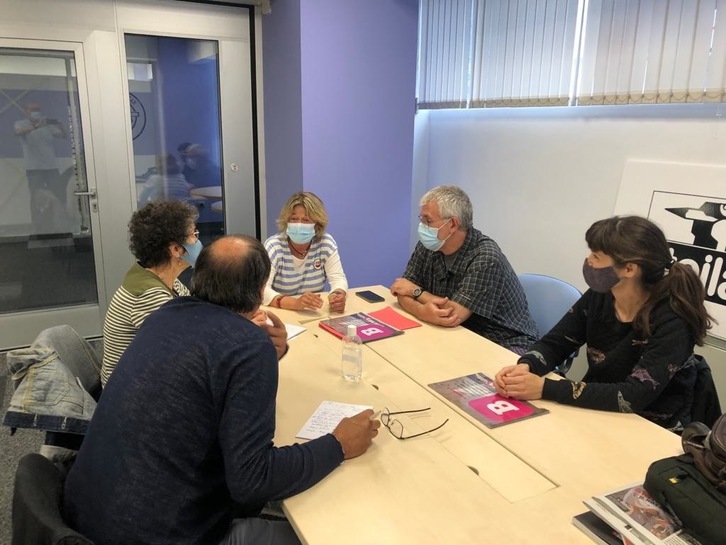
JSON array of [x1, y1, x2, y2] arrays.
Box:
[[295, 400, 372, 440], [285, 323, 307, 341]]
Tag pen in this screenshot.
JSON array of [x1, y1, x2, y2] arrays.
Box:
[[370, 410, 381, 420]]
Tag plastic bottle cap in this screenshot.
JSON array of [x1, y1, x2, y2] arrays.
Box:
[[347, 325, 357, 336]]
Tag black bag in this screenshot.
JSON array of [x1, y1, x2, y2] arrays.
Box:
[[644, 454, 726, 545], [681, 413, 726, 491]]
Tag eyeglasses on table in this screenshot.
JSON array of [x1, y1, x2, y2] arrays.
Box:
[[381, 407, 448, 440]]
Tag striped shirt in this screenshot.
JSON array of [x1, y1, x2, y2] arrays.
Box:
[[101, 263, 189, 386], [263, 232, 348, 304]]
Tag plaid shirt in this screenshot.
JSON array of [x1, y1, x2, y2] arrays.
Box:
[[403, 228, 538, 353]]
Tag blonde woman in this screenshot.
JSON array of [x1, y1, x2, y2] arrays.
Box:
[[264, 192, 348, 312]]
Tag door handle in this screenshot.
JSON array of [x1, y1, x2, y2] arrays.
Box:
[[74, 189, 97, 198]]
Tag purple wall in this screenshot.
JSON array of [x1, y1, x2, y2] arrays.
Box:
[[263, 0, 419, 288]]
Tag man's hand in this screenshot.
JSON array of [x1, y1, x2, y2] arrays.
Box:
[[250, 309, 268, 326], [494, 363, 544, 399], [390, 278, 419, 298], [421, 297, 461, 327], [332, 409, 381, 460], [261, 311, 288, 360], [328, 290, 346, 313], [294, 292, 323, 310]]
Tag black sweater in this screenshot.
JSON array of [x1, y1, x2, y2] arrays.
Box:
[[518, 290, 697, 431]]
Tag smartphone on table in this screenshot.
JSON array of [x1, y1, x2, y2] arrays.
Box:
[[355, 290, 385, 303]]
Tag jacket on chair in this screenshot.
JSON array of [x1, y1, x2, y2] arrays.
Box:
[[3, 325, 101, 435]]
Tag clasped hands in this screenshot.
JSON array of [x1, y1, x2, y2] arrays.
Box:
[[290, 290, 346, 313], [494, 363, 545, 400], [389, 278, 463, 327]]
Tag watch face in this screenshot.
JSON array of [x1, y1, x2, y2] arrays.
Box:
[[413, 288, 422, 299]]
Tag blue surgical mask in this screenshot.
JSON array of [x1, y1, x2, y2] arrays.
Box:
[[418, 221, 451, 252], [287, 223, 316, 245], [182, 239, 203, 267], [29, 111, 43, 122]]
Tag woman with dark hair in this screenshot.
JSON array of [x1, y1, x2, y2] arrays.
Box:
[[101, 200, 201, 385], [495, 215, 713, 431]]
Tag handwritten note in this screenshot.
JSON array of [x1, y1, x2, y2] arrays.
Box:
[[295, 400, 372, 440]]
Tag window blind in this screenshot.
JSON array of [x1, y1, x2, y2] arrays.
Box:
[[578, 0, 726, 105], [417, 0, 476, 109], [417, 0, 726, 109], [471, 0, 580, 107]]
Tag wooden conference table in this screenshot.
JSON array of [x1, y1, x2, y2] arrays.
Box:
[[268, 286, 682, 544]]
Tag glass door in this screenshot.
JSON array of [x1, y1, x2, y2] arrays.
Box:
[[0, 43, 104, 348], [118, 2, 258, 245], [126, 34, 225, 244], [0, 1, 258, 349]]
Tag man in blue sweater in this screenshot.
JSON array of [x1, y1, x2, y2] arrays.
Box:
[[64, 235, 380, 545]]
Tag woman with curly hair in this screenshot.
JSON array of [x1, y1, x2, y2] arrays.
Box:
[[101, 200, 201, 385], [495, 215, 713, 432]]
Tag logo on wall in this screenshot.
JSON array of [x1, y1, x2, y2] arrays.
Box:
[[615, 160, 726, 339], [650, 191, 726, 306], [129, 93, 147, 140]]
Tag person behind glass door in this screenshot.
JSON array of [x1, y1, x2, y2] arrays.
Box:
[[14, 102, 67, 233], [263, 191, 348, 312], [495, 215, 712, 432], [137, 153, 193, 204], [181, 143, 222, 188]]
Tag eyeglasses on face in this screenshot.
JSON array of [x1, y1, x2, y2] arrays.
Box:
[[381, 407, 449, 440], [186, 229, 200, 240], [418, 215, 451, 228]]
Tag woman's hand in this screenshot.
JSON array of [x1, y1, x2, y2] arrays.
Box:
[[328, 290, 346, 313], [295, 291, 323, 310], [495, 363, 544, 400]]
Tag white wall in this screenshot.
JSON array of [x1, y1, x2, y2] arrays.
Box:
[[415, 103, 726, 405]]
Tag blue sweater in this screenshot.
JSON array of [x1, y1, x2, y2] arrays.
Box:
[[64, 297, 344, 545]]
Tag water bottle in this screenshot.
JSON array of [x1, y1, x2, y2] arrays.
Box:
[[341, 324, 363, 382]]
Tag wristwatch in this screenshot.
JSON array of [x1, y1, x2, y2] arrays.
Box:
[[412, 287, 423, 300]]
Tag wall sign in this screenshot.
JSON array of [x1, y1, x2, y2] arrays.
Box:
[[615, 160, 726, 340]]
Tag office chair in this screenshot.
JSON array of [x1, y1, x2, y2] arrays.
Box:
[[518, 273, 582, 375], [11, 452, 94, 545]]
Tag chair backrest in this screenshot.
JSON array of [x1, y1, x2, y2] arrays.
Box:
[[518, 273, 582, 338], [12, 453, 94, 545]]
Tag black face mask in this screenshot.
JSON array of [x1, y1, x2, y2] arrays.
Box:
[[582, 259, 621, 293]]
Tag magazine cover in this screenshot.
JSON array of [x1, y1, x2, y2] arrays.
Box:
[[584, 484, 702, 545], [427, 372, 549, 428], [319, 312, 403, 343]]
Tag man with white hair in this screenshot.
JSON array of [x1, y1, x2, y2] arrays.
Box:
[[391, 185, 538, 354]]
